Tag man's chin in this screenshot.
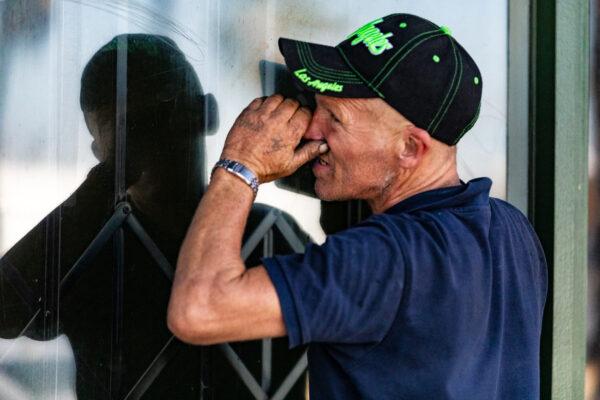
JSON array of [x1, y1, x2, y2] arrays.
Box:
[[314, 184, 350, 202]]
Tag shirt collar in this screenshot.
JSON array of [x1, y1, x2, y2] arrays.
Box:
[[383, 177, 492, 215]]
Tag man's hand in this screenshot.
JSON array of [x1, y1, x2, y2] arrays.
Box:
[[220, 94, 328, 183]]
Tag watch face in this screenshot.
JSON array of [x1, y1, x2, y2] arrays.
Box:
[[217, 160, 259, 193], [231, 162, 243, 173]]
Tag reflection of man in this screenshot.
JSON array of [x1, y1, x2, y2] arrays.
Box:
[[169, 14, 548, 399], [0, 34, 215, 399]]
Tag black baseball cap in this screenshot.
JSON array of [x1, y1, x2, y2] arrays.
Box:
[[279, 14, 482, 145]]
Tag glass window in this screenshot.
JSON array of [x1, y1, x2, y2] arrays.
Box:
[[0, 1, 507, 398]]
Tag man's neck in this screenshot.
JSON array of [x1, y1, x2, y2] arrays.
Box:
[[367, 162, 460, 214]]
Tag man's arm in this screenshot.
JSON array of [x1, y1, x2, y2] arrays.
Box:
[[167, 95, 326, 345]]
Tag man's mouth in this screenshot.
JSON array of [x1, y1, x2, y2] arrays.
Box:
[[317, 157, 329, 166]]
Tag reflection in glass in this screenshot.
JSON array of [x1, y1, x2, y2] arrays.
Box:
[[1, 33, 216, 399]]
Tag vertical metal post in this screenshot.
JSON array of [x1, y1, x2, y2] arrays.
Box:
[[115, 34, 128, 204], [507, 0, 531, 213], [41, 208, 61, 394], [110, 34, 128, 397], [531, 0, 589, 398], [110, 227, 125, 397], [261, 229, 274, 394]]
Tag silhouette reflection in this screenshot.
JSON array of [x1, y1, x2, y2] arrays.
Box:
[[0, 34, 307, 399]]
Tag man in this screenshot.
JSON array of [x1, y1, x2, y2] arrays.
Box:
[[168, 14, 547, 399]]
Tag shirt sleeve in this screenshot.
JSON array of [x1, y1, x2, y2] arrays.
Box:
[[262, 216, 405, 348]]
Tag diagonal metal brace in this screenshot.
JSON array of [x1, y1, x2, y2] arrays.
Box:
[[123, 336, 182, 400], [60, 202, 131, 295], [219, 343, 268, 400], [219, 343, 308, 400], [0, 258, 37, 311], [125, 213, 174, 281], [241, 209, 280, 261], [270, 352, 308, 400], [274, 216, 306, 253]]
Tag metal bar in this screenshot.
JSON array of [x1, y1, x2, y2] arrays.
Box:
[[0, 310, 49, 365], [506, 0, 531, 213], [60, 203, 131, 295], [3, 202, 131, 360], [531, 0, 589, 398], [46, 211, 61, 398], [241, 209, 279, 261], [114, 34, 128, 204], [123, 336, 182, 400], [110, 227, 125, 397], [126, 213, 174, 281], [42, 208, 61, 342], [261, 339, 272, 393], [269, 352, 308, 400], [0, 258, 37, 311], [219, 343, 268, 400], [263, 228, 274, 258], [261, 229, 274, 392], [274, 217, 305, 253]]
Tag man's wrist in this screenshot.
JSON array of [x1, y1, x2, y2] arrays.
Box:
[[210, 166, 257, 199], [211, 159, 259, 196]]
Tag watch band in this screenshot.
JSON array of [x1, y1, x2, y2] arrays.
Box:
[[212, 159, 259, 195]]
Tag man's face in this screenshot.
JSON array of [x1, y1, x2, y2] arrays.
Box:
[[84, 109, 115, 163], [303, 95, 407, 201]]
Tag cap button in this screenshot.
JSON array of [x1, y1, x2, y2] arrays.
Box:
[[440, 26, 452, 36]]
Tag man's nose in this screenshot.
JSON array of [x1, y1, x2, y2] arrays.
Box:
[[303, 117, 325, 141]]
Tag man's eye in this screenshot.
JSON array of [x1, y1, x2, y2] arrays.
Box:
[[331, 113, 341, 123]]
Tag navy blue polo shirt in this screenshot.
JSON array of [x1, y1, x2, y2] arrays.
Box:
[[263, 178, 547, 400]]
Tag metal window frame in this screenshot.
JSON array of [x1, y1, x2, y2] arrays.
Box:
[[528, 0, 590, 398], [4, 201, 311, 400], [507, 0, 531, 213]]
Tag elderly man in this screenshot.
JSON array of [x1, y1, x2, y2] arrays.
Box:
[[168, 14, 547, 399]]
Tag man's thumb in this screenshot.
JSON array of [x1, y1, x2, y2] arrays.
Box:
[[292, 140, 329, 168]]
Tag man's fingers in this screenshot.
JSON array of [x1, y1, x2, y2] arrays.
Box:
[[287, 106, 312, 137], [291, 140, 329, 170], [273, 97, 301, 120], [261, 94, 285, 113], [290, 106, 312, 124], [246, 97, 265, 111]]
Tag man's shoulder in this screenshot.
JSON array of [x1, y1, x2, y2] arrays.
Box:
[[489, 196, 525, 214], [334, 211, 416, 239], [488, 196, 535, 227], [322, 211, 431, 257]]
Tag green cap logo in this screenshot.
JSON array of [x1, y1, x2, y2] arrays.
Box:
[[294, 69, 344, 93], [347, 18, 394, 56]]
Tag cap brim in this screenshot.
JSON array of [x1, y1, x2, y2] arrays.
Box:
[[279, 38, 377, 98]]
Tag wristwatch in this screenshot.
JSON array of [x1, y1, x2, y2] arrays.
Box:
[[212, 159, 259, 195]]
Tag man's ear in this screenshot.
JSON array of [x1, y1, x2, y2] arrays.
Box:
[[398, 125, 431, 168]]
